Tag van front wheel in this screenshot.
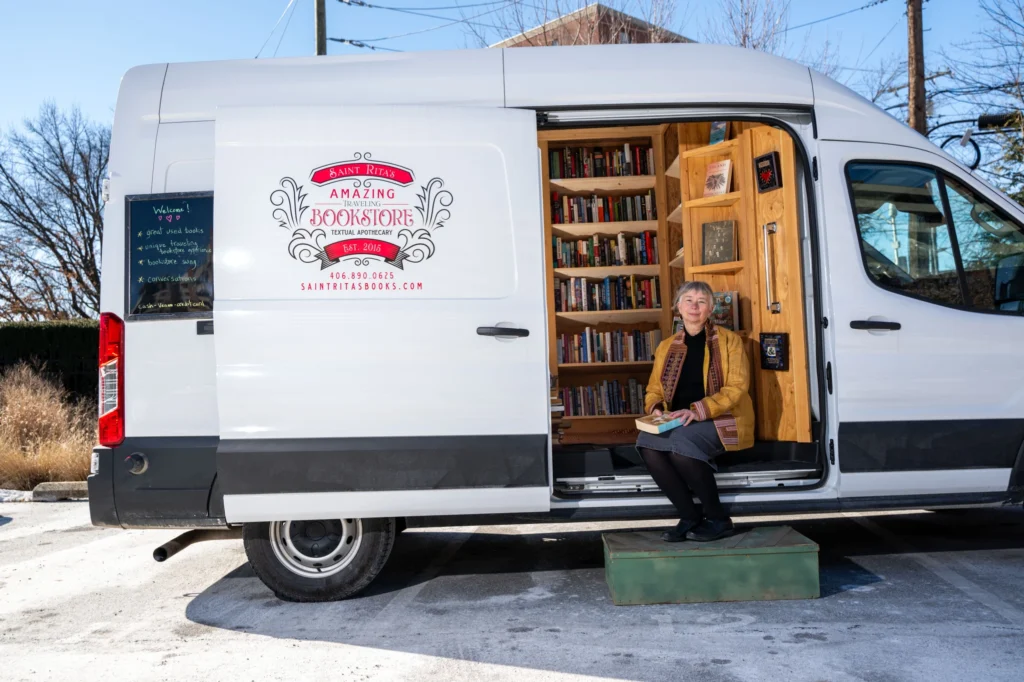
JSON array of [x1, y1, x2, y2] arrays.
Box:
[[243, 517, 396, 602]]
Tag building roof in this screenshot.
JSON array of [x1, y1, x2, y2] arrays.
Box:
[[488, 2, 692, 48]]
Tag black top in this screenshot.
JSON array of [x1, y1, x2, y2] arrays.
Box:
[[669, 329, 706, 412]]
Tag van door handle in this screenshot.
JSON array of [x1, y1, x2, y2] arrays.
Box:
[[477, 326, 530, 338], [850, 320, 901, 331]]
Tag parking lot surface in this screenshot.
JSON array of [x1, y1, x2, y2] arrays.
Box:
[[1, 501, 1023, 681]]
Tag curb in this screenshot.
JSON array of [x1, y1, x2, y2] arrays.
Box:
[[31, 481, 89, 502]]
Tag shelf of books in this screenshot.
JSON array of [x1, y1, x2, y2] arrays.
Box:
[[539, 125, 673, 438]]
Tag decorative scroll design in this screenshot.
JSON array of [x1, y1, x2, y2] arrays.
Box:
[[269, 177, 309, 231], [415, 178, 453, 231]]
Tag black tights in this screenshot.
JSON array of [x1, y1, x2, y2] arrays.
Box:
[[638, 447, 726, 522]]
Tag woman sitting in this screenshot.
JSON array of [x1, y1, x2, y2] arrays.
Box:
[[637, 280, 754, 543]]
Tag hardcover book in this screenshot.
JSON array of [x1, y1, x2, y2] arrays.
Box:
[[636, 413, 684, 434], [710, 290, 740, 331], [703, 159, 732, 197], [701, 219, 737, 265]]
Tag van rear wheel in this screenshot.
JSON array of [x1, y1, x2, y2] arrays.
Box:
[[243, 517, 396, 602]]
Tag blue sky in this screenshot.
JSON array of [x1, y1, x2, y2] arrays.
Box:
[[0, 0, 990, 128]]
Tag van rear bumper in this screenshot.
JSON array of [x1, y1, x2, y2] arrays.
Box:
[[87, 439, 226, 529], [87, 448, 119, 528]]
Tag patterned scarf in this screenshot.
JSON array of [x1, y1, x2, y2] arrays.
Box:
[[659, 321, 740, 447]]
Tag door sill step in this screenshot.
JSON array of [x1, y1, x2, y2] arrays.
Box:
[[555, 470, 819, 495]]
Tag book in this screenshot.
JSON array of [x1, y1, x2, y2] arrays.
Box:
[[710, 290, 740, 330], [703, 160, 732, 197], [709, 121, 729, 145], [701, 219, 737, 265], [635, 412, 684, 434]]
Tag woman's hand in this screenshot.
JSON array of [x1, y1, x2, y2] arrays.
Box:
[[652, 408, 663, 417], [666, 409, 698, 426]]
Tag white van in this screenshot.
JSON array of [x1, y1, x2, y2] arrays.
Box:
[[88, 44, 1024, 602]]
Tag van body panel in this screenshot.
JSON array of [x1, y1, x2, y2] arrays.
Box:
[[211, 104, 551, 518], [503, 44, 814, 109], [159, 50, 506, 123], [820, 140, 1024, 495], [223, 487, 553, 524], [125, 121, 218, 437], [100, 63, 166, 316]]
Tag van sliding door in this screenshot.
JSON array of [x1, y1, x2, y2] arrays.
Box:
[[212, 106, 551, 522]]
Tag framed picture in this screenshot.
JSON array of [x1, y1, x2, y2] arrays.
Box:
[[701, 220, 737, 265]]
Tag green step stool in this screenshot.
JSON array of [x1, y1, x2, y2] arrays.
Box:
[[603, 526, 820, 605]]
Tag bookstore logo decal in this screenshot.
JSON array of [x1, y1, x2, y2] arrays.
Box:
[[270, 152, 453, 271]]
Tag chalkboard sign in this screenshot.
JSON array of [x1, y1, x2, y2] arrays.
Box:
[[125, 192, 214, 318]]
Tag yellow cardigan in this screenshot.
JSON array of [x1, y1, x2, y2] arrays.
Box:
[[643, 327, 755, 452]]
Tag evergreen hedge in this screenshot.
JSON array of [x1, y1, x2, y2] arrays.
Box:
[[0, 320, 99, 401]]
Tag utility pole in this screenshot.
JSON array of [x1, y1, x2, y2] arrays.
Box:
[[907, 0, 926, 134], [315, 0, 327, 56]]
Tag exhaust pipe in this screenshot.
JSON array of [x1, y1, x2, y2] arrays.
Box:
[[153, 528, 242, 562]]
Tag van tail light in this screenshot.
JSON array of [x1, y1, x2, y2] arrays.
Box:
[[98, 312, 125, 447]]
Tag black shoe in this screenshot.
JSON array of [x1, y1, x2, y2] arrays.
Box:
[[685, 518, 735, 542], [661, 518, 700, 543]]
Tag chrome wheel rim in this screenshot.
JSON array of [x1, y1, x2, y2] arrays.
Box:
[[269, 518, 363, 578]]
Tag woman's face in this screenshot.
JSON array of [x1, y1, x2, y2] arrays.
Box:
[[677, 290, 712, 327]]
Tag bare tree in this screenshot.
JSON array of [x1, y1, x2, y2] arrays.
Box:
[[465, 0, 685, 48], [942, 0, 1024, 201], [702, 0, 787, 53], [0, 103, 108, 320]]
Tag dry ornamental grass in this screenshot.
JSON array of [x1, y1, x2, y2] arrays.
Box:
[[0, 363, 96, 490]]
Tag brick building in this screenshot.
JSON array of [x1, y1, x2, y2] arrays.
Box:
[[490, 2, 691, 48]]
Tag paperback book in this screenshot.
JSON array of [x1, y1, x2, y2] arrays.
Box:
[[710, 290, 740, 331], [635, 412, 684, 434], [703, 159, 732, 197]]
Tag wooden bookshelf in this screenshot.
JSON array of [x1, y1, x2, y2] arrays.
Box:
[[555, 308, 662, 324], [672, 121, 812, 445], [539, 125, 674, 445], [558, 362, 655, 374], [666, 155, 680, 178], [668, 252, 687, 269], [682, 138, 739, 159], [688, 261, 744, 275], [666, 204, 683, 224], [560, 414, 645, 421], [550, 175, 656, 195], [685, 192, 742, 209], [554, 265, 660, 279], [552, 220, 657, 239]]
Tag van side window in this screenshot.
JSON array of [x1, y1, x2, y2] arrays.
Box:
[[846, 163, 962, 306], [943, 177, 1024, 312]]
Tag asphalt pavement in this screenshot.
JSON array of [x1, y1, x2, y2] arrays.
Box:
[[1, 501, 1023, 681]]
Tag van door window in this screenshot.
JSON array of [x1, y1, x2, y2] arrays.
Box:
[[846, 163, 962, 306], [943, 176, 1024, 312]]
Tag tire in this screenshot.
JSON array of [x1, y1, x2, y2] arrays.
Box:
[[243, 517, 396, 602]]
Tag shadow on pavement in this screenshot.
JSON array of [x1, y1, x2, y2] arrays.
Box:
[[182, 507, 1024, 680]]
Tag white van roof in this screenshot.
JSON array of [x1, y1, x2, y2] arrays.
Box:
[[118, 43, 933, 151]]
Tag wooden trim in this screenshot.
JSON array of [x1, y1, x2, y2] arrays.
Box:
[[554, 265, 660, 279], [552, 220, 658, 238]]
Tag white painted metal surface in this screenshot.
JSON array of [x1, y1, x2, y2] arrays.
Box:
[[159, 50, 506, 123], [819, 140, 1024, 425], [212, 105, 549, 441], [224, 487, 551, 523]]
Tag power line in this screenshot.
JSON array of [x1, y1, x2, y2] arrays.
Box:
[[863, 12, 904, 63], [255, 0, 298, 58], [337, 0, 513, 36], [327, 38, 403, 52], [341, 0, 510, 9], [781, 0, 891, 35], [273, 0, 301, 57]]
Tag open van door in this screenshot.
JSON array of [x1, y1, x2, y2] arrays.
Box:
[[212, 106, 551, 523]]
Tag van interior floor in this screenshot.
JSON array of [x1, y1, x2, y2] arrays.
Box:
[[552, 422, 822, 497]]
